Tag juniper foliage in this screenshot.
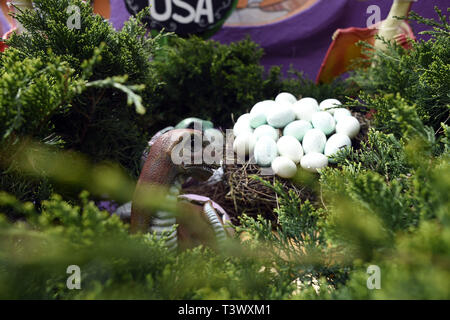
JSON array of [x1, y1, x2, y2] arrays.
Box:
[[5, 0, 162, 176]]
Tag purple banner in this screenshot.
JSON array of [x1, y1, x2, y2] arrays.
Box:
[[107, 0, 448, 79], [3, 1, 449, 80]]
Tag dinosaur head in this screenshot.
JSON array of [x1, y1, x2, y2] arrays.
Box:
[[131, 129, 219, 233], [139, 128, 216, 186]]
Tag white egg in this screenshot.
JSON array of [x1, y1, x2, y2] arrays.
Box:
[[302, 129, 327, 154], [320, 99, 342, 114], [233, 118, 253, 137], [271, 156, 298, 178], [333, 108, 352, 123], [335, 116, 360, 138], [275, 92, 297, 104], [250, 100, 273, 115], [283, 120, 312, 142], [311, 111, 336, 136], [300, 153, 329, 173], [277, 136, 304, 164], [254, 136, 279, 167], [249, 100, 275, 128], [236, 113, 251, 123], [267, 102, 295, 128], [253, 125, 279, 142], [324, 133, 352, 157], [292, 97, 320, 121], [233, 132, 256, 156], [249, 113, 267, 129]]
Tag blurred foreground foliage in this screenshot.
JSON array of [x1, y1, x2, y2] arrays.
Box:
[[0, 5, 449, 299]]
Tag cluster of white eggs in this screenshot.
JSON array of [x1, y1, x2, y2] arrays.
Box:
[[232, 93, 361, 178]]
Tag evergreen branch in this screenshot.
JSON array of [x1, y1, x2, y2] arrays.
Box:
[[86, 77, 146, 115]]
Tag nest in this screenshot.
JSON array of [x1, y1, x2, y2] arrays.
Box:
[[183, 161, 310, 226], [183, 110, 372, 226]]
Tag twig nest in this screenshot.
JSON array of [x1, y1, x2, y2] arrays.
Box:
[[254, 136, 278, 167], [253, 124, 279, 142], [336, 116, 361, 138], [277, 136, 304, 164], [267, 102, 295, 128], [283, 120, 312, 142], [275, 92, 297, 104], [233, 116, 253, 136], [302, 129, 327, 154], [333, 108, 352, 123], [324, 133, 352, 157], [319, 98, 342, 114], [292, 97, 320, 121], [271, 156, 298, 178], [233, 132, 256, 156], [311, 111, 336, 136], [300, 152, 329, 173]]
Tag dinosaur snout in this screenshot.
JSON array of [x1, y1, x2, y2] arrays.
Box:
[[167, 129, 219, 181]]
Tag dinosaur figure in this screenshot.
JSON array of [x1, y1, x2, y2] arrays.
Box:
[[316, 0, 416, 84], [131, 129, 231, 251]]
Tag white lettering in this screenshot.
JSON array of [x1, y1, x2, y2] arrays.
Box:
[[195, 0, 214, 24], [150, 0, 172, 21], [66, 265, 81, 289], [366, 5, 381, 27], [367, 265, 381, 289], [172, 0, 196, 24]]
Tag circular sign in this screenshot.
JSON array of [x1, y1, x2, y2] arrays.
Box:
[[124, 0, 238, 37]]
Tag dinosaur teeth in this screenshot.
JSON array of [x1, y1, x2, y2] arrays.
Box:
[[152, 217, 177, 227]]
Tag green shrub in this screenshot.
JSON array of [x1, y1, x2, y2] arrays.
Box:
[[150, 36, 273, 128], [0, 191, 296, 299], [6, 0, 162, 176], [0, 45, 144, 206]]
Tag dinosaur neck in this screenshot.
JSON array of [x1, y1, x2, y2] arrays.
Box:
[[375, 0, 413, 51], [140, 154, 179, 187], [131, 150, 181, 233], [382, 0, 413, 30]]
